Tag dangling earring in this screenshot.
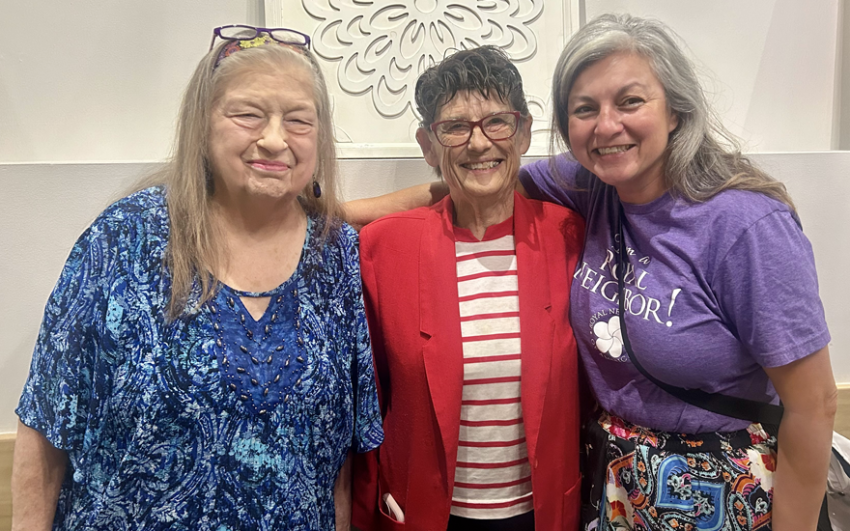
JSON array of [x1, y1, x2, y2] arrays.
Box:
[[312, 180, 322, 198], [203, 160, 215, 194]]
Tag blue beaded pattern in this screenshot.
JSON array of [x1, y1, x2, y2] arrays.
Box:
[[16, 187, 383, 530], [212, 277, 309, 415]]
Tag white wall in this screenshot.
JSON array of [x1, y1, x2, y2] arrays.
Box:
[[0, 0, 843, 162], [0, 0, 259, 163]]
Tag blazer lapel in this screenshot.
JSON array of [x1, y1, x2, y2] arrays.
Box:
[[420, 197, 464, 488], [514, 194, 555, 465]]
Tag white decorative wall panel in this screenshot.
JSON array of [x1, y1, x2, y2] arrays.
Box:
[[270, 0, 576, 157]]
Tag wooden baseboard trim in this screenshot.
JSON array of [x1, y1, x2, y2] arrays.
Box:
[[1, 433, 13, 531]]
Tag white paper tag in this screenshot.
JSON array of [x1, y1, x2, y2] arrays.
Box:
[[382, 492, 405, 523]]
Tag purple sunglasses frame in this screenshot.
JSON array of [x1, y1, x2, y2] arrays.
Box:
[[209, 25, 312, 51]]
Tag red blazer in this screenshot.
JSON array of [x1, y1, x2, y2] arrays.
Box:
[[353, 193, 585, 531]]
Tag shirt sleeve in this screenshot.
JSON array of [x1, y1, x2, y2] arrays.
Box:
[[712, 210, 831, 368], [16, 222, 112, 450], [519, 154, 591, 217], [339, 226, 384, 454]]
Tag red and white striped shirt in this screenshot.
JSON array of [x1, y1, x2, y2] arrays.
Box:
[[451, 219, 532, 520]]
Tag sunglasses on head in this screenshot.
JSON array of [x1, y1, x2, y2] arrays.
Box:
[[210, 25, 311, 68]]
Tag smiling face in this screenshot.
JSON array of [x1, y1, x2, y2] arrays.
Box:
[[208, 63, 318, 205], [416, 90, 531, 208], [567, 52, 678, 204]]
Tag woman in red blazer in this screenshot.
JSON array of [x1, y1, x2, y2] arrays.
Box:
[[352, 47, 585, 531]]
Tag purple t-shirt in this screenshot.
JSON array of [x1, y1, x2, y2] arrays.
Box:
[[520, 155, 830, 433]]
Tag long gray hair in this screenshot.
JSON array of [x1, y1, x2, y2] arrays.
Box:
[[139, 40, 341, 319], [552, 13, 794, 210]]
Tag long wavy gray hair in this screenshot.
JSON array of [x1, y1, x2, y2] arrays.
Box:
[[552, 13, 794, 210]]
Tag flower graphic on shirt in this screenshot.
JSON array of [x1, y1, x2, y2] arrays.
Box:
[[593, 315, 623, 360]]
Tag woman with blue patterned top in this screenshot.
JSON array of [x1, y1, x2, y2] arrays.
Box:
[[11, 25, 383, 531]]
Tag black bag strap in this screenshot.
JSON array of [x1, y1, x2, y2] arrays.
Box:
[[616, 204, 784, 427]]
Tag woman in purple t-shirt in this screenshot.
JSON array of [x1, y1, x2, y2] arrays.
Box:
[[515, 13, 835, 531], [346, 13, 837, 531]]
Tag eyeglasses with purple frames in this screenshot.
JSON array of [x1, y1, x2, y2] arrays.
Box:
[[209, 25, 311, 51], [429, 111, 522, 148]]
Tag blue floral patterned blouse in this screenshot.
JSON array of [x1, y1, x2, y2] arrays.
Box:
[[17, 187, 383, 531]]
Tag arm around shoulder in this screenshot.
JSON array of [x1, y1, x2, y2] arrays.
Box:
[[343, 182, 448, 230]]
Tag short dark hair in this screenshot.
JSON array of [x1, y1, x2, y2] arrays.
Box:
[[414, 46, 529, 129]]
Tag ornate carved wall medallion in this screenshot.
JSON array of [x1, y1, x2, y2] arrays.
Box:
[[268, 0, 578, 157]]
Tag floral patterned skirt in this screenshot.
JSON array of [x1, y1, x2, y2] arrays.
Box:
[[582, 411, 777, 531]]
